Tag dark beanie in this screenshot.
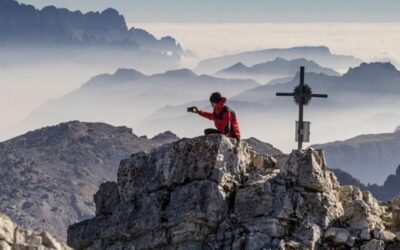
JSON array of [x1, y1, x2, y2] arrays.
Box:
[[210, 92, 222, 103]]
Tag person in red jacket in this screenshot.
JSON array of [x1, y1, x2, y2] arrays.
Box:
[[188, 92, 241, 140]]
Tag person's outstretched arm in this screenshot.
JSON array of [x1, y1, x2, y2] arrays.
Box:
[[198, 110, 214, 120]]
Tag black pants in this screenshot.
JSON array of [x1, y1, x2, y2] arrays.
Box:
[[204, 128, 221, 135]]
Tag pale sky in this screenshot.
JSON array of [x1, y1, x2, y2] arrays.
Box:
[[18, 0, 400, 23]]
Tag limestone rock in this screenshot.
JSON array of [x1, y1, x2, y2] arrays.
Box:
[[0, 213, 70, 250], [361, 239, 385, 250], [339, 185, 384, 231], [67, 135, 400, 250], [324, 227, 350, 244]]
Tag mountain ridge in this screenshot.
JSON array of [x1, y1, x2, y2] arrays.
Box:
[[196, 46, 362, 74], [313, 129, 400, 185], [0, 0, 182, 55], [17, 68, 260, 135], [216, 57, 339, 83], [0, 121, 179, 241]]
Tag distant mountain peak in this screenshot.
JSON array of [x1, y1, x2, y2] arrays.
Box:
[[17, 121, 137, 146], [271, 57, 288, 62], [218, 56, 339, 79], [162, 68, 197, 78], [151, 131, 179, 142], [343, 62, 400, 81], [230, 62, 248, 68], [219, 62, 249, 74], [101, 7, 120, 16], [114, 68, 147, 80], [244, 137, 282, 155]]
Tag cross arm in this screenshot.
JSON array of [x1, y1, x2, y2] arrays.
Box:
[[311, 94, 328, 98], [276, 93, 295, 96]]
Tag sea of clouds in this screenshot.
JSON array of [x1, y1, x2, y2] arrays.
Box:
[[133, 22, 400, 70]]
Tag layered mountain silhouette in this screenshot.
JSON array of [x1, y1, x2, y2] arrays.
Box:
[[313, 129, 400, 185], [233, 62, 400, 108], [0, 0, 182, 54], [0, 0, 183, 72], [331, 165, 400, 202], [18, 68, 259, 135], [368, 165, 400, 201], [0, 121, 178, 241], [196, 46, 362, 74], [133, 62, 400, 152], [215, 57, 339, 83]]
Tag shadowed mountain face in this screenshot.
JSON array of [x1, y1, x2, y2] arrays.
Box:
[[330, 168, 366, 190], [331, 166, 400, 202], [0, 121, 178, 241], [215, 57, 339, 83], [195, 46, 362, 74], [368, 165, 400, 201], [0, 0, 182, 54], [0, 0, 183, 73], [17, 68, 259, 135], [313, 130, 400, 185]]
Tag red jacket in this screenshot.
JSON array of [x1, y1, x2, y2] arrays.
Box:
[[198, 97, 241, 140]]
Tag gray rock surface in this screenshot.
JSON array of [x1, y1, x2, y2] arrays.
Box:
[[0, 213, 71, 250], [68, 135, 400, 249], [0, 121, 178, 241]]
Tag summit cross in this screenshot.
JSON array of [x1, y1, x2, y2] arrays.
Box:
[[276, 66, 328, 150]]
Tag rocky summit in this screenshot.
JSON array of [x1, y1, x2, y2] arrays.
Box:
[[68, 135, 400, 249], [0, 212, 71, 250]]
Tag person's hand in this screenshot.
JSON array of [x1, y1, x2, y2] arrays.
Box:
[[187, 106, 199, 113]]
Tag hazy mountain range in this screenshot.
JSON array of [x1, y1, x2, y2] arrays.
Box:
[[16, 68, 259, 135], [313, 129, 400, 185], [0, 121, 178, 241], [233, 62, 400, 108], [0, 0, 182, 53], [195, 46, 362, 74], [11, 61, 394, 155], [0, 0, 183, 72], [215, 57, 339, 83], [367, 164, 400, 201], [131, 62, 400, 152], [331, 163, 400, 202]]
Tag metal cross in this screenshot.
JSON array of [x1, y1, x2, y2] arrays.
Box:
[[276, 66, 328, 150]]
